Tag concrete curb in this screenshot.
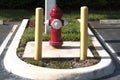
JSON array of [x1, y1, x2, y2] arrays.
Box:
[[3, 19, 115, 80]]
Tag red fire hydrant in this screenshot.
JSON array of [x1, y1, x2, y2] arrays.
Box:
[[45, 5, 68, 48]]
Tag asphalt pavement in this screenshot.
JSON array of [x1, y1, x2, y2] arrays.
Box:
[[89, 21, 120, 79], [0, 22, 30, 80], [89, 21, 120, 54]]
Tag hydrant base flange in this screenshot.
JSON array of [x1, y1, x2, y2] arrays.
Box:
[[50, 40, 63, 48]]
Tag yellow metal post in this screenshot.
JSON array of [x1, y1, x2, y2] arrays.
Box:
[[80, 6, 88, 60], [34, 8, 43, 60]]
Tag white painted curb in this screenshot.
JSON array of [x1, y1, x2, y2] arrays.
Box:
[[3, 19, 115, 80]]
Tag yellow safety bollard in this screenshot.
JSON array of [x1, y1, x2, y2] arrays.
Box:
[[80, 6, 88, 60], [34, 8, 43, 60]]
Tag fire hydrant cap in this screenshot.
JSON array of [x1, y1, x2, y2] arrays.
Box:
[[51, 19, 62, 29]]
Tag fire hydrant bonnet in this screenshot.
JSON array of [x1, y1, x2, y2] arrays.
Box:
[[50, 5, 63, 19]]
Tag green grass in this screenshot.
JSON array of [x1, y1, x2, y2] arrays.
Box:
[[89, 10, 120, 20], [19, 16, 91, 47], [0, 9, 33, 21], [19, 27, 35, 47], [23, 58, 73, 69], [63, 10, 120, 20], [11, 9, 120, 51], [23, 58, 100, 69], [18, 9, 120, 49], [0, 9, 120, 21]]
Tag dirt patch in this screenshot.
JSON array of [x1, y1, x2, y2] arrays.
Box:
[[23, 57, 101, 69]]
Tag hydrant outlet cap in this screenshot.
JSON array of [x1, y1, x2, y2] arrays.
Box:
[[51, 19, 62, 29]]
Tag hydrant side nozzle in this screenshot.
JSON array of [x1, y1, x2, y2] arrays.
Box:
[[44, 20, 49, 26]]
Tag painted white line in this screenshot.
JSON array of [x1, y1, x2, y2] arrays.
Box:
[[0, 25, 18, 56], [100, 19, 120, 24], [88, 27, 115, 79], [8, 19, 29, 49], [98, 33, 120, 64], [90, 24, 120, 64]]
